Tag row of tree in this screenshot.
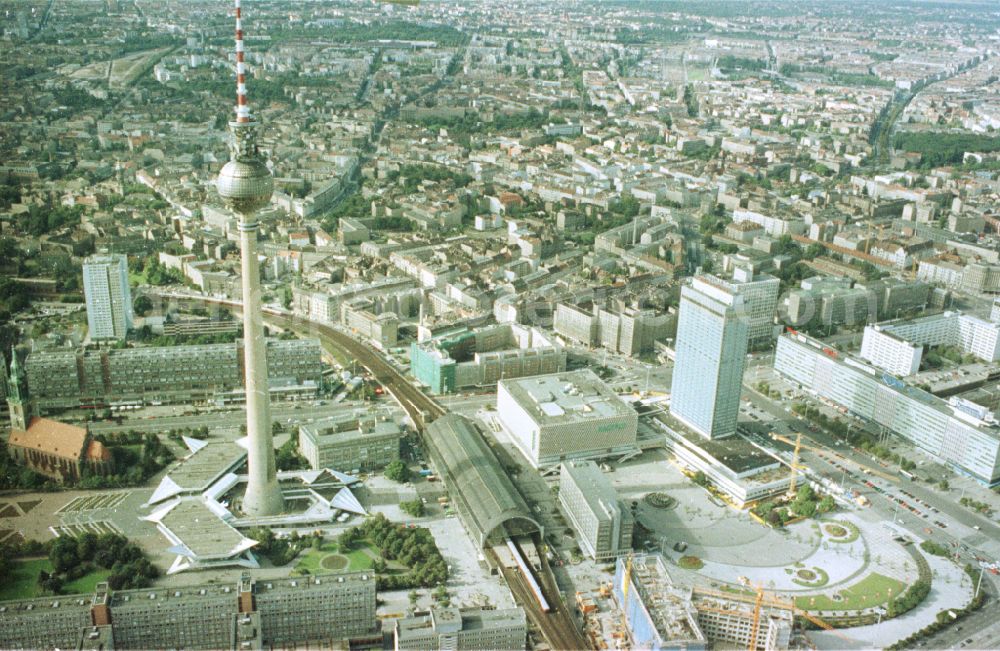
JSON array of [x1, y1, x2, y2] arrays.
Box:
[[791, 403, 917, 472], [341, 513, 448, 590], [46, 532, 158, 593]]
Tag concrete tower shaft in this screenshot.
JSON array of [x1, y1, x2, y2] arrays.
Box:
[[215, 0, 282, 517], [237, 217, 283, 516]]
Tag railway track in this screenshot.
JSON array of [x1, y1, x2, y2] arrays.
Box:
[[263, 311, 446, 429], [488, 542, 589, 651], [154, 293, 444, 430]]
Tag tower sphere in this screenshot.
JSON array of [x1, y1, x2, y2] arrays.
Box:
[[216, 155, 273, 216]]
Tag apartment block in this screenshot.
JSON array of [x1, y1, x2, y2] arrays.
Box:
[[776, 332, 1000, 484], [0, 573, 376, 651], [24, 339, 322, 409], [553, 303, 672, 356], [341, 298, 399, 350], [861, 311, 1000, 376], [83, 254, 133, 341]]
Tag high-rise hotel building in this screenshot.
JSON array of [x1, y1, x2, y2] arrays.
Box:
[[670, 276, 749, 439]]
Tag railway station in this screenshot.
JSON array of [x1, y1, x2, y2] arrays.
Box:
[[424, 414, 542, 549]]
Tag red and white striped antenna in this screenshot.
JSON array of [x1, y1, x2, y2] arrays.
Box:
[[234, 0, 251, 123]]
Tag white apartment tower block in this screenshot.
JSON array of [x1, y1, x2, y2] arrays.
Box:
[[83, 254, 134, 341]]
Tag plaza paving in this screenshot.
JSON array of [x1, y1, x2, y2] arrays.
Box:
[[612, 452, 978, 648], [811, 550, 974, 650]]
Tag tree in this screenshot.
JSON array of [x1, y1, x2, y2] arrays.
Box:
[[817, 495, 836, 514], [276, 437, 307, 471], [400, 499, 425, 518], [133, 295, 153, 316], [937, 478, 950, 491], [385, 460, 411, 483], [339, 527, 360, 551]]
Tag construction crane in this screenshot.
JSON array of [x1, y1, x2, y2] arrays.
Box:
[[747, 582, 765, 651], [694, 576, 851, 651], [770, 431, 899, 483]]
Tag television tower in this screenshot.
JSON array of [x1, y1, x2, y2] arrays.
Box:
[[216, 0, 283, 516]]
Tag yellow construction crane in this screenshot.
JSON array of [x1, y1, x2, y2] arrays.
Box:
[[748, 583, 765, 651], [694, 576, 850, 651], [767, 431, 805, 497], [770, 431, 899, 483]]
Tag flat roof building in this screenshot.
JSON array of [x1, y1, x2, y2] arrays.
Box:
[[0, 572, 376, 651], [558, 460, 633, 560], [553, 302, 673, 357], [613, 555, 792, 651], [410, 323, 565, 395], [612, 555, 707, 651], [777, 331, 1000, 484], [298, 407, 402, 472], [497, 369, 638, 468], [393, 607, 527, 651], [655, 416, 789, 508], [25, 339, 322, 410], [83, 254, 133, 341], [861, 311, 1000, 377]]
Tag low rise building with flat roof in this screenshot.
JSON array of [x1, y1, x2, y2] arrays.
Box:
[[655, 415, 789, 508], [298, 408, 402, 472], [558, 460, 633, 560], [410, 323, 565, 394], [393, 607, 527, 650], [497, 369, 638, 468]]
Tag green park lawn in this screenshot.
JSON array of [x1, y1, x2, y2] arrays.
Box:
[[0, 558, 54, 601], [63, 569, 112, 594], [294, 542, 375, 575], [0, 559, 115, 601], [795, 572, 906, 611]]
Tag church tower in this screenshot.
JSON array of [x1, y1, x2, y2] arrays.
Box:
[[7, 353, 31, 432]]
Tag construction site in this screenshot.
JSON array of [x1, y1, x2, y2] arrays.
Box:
[[569, 554, 849, 651]]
